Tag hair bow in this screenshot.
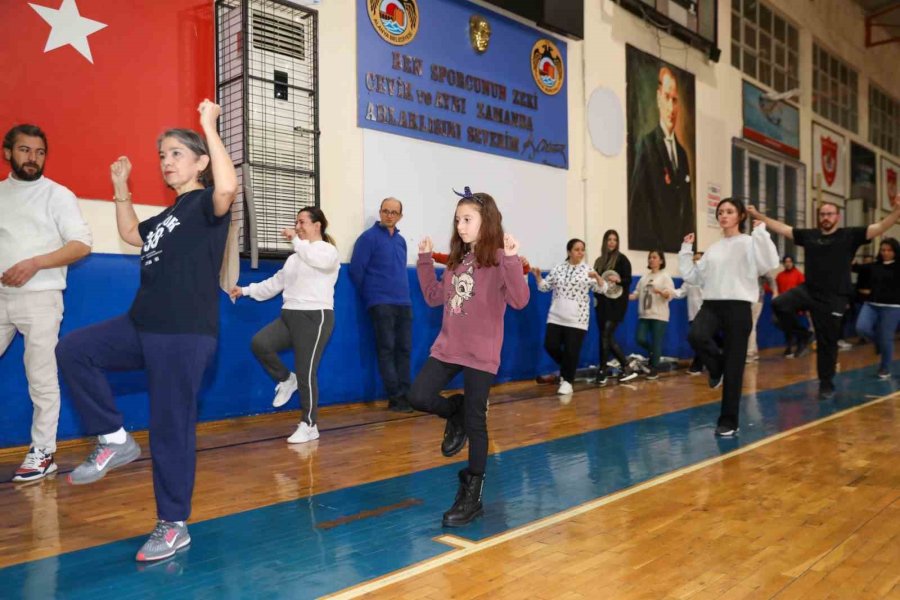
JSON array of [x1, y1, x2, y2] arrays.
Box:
[[452, 186, 475, 199]]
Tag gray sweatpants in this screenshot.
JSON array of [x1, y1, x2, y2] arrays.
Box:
[[251, 309, 334, 426]]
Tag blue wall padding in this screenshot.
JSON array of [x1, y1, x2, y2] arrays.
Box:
[[0, 254, 785, 447]]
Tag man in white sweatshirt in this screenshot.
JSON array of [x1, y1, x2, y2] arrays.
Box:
[[1, 124, 92, 481]]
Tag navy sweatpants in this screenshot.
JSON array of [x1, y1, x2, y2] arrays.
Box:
[[56, 314, 216, 522]]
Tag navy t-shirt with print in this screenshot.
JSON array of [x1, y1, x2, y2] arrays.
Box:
[[129, 187, 229, 336]]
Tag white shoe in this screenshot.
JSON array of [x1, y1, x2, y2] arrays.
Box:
[[287, 422, 319, 444], [557, 380, 573, 395], [273, 373, 298, 407]]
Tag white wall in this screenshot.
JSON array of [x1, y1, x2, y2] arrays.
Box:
[[79, 0, 900, 271]]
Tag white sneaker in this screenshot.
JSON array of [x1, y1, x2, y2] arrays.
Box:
[[557, 380, 573, 395], [287, 422, 319, 444], [272, 373, 298, 407]]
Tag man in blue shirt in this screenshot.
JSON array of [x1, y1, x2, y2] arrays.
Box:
[[350, 198, 413, 412]]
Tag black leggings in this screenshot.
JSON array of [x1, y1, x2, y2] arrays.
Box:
[[408, 357, 494, 475], [688, 301, 752, 429], [596, 315, 628, 373], [543, 323, 587, 383]]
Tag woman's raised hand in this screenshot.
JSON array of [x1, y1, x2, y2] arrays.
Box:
[[110, 156, 132, 187], [418, 236, 433, 254], [197, 99, 222, 130], [683, 233, 695, 245], [281, 227, 297, 241]]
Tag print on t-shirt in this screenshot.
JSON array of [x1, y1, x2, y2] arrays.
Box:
[[142, 213, 181, 267]]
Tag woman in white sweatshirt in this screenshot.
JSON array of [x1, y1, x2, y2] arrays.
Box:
[[532, 239, 608, 395], [680, 197, 779, 437], [230, 207, 340, 444]]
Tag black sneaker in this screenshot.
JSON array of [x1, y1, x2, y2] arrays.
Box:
[[877, 369, 890, 380], [714, 424, 738, 437], [594, 374, 608, 385], [818, 382, 836, 401], [709, 373, 723, 389], [794, 335, 811, 358], [645, 368, 659, 380], [782, 347, 794, 359]]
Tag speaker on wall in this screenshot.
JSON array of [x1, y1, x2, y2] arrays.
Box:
[[480, 0, 583, 40], [708, 46, 721, 62]]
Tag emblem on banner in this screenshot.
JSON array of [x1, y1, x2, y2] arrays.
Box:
[[531, 39, 564, 95], [368, 0, 419, 46], [820, 136, 838, 186]]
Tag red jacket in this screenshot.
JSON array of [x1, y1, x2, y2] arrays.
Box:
[[775, 267, 804, 294]]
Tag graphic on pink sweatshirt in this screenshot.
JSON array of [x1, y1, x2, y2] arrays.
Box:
[[448, 264, 475, 315]]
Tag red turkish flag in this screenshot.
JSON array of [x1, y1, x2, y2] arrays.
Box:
[[0, 0, 215, 206]]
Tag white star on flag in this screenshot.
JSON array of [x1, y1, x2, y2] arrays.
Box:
[[29, 0, 107, 64]]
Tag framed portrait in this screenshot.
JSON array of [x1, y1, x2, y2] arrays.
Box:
[[849, 142, 877, 209], [881, 156, 899, 212], [811, 122, 847, 198], [625, 45, 696, 253]]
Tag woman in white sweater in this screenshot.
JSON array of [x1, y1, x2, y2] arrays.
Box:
[[532, 239, 608, 395], [230, 207, 340, 444], [629, 250, 676, 380], [680, 197, 779, 437]]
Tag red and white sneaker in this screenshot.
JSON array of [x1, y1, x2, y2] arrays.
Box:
[[12, 447, 58, 482]]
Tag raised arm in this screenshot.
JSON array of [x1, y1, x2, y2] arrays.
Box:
[[198, 100, 239, 217], [500, 234, 530, 309], [678, 233, 703, 285], [110, 156, 143, 247], [866, 195, 900, 240], [292, 237, 340, 271], [750, 222, 780, 275], [747, 204, 793, 240], [416, 236, 444, 307]]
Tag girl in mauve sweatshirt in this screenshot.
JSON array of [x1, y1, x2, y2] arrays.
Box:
[[409, 187, 530, 527]]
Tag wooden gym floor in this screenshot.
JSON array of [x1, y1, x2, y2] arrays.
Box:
[[0, 343, 897, 599]]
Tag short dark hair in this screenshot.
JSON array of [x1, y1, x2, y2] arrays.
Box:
[[3, 124, 47, 153], [818, 201, 841, 214], [878, 237, 899, 264], [380, 197, 403, 213], [782, 254, 795, 263], [647, 249, 666, 270]]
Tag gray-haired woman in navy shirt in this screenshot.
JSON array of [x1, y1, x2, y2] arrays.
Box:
[[56, 100, 238, 562]]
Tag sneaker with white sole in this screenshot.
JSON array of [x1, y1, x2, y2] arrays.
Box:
[[287, 422, 320, 444], [68, 434, 141, 485], [136, 520, 191, 562], [557, 380, 573, 395], [714, 425, 738, 437], [13, 447, 58, 482], [272, 373, 298, 408]]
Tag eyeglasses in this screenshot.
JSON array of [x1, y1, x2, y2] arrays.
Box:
[[818, 212, 839, 217], [380, 209, 401, 217]]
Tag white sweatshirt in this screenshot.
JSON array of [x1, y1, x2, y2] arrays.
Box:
[[634, 272, 676, 321], [678, 225, 780, 303], [243, 238, 340, 310], [675, 282, 704, 321], [0, 175, 92, 294], [537, 261, 605, 330]]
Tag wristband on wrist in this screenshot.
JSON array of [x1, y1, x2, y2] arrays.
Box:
[[114, 193, 132, 203]]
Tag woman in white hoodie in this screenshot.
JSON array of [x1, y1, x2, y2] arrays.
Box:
[[230, 207, 340, 444], [680, 197, 779, 437], [532, 239, 609, 395]]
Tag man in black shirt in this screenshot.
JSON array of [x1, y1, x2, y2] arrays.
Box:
[[748, 197, 900, 398]]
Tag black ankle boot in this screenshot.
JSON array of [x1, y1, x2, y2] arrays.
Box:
[[440, 394, 467, 457], [442, 469, 484, 527]]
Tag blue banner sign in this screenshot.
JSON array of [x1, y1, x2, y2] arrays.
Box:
[[357, 0, 569, 169]]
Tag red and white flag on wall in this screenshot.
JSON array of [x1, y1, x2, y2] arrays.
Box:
[[0, 0, 215, 206]]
